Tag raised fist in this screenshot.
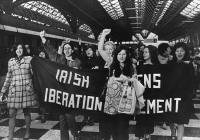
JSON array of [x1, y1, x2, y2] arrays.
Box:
[[65, 38, 71, 43], [102, 29, 111, 36]]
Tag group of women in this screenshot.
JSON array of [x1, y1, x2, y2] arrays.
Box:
[[0, 28, 194, 140]]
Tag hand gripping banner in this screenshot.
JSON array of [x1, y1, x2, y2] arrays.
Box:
[[31, 57, 194, 123], [31, 57, 108, 114], [137, 63, 194, 123]]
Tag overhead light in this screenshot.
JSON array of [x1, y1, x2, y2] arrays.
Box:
[[128, 17, 142, 19], [130, 23, 141, 24], [125, 8, 143, 10], [181, 20, 194, 23], [180, 0, 200, 18], [79, 24, 92, 33], [97, 0, 124, 20], [131, 27, 141, 28], [151, 0, 164, 24], [21, 1, 70, 25], [155, 0, 173, 26]]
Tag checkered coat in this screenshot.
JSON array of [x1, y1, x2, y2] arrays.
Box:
[[0, 56, 38, 109]]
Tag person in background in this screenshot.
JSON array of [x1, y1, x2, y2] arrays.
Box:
[[135, 45, 158, 140], [137, 43, 146, 62], [0, 43, 38, 140], [81, 45, 105, 126], [39, 31, 81, 140], [157, 43, 173, 132], [82, 45, 104, 70], [25, 44, 34, 56], [38, 50, 47, 59], [37, 49, 48, 123], [157, 43, 172, 64], [171, 42, 194, 140], [194, 54, 200, 93]]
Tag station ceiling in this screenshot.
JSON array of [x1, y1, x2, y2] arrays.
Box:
[[1, 0, 200, 42]]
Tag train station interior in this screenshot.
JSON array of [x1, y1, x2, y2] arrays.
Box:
[[0, 0, 200, 140]]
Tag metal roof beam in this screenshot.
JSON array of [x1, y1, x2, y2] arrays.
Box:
[[130, 23, 142, 24], [160, 0, 192, 29], [125, 8, 143, 10], [128, 17, 142, 19]]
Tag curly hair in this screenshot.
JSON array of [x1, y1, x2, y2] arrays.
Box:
[[172, 42, 189, 62], [110, 45, 134, 77], [11, 43, 27, 58], [143, 45, 158, 64]]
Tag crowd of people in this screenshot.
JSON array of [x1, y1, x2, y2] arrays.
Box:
[[0, 29, 198, 140]]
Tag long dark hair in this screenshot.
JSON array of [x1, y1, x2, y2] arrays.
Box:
[[172, 42, 189, 62], [110, 45, 134, 77], [11, 43, 27, 58], [62, 42, 77, 59], [143, 45, 158, 64]]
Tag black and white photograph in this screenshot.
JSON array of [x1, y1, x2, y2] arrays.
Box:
[[0, 0, 200, 140]]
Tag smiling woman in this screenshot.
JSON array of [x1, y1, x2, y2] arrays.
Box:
[[0, 43, 38, 140], [172, 42, 190, 63]]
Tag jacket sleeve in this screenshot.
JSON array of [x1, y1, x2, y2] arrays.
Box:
[[1, 59, 12, 96]]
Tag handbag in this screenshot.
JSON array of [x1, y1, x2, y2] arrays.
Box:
[[0, 95, 8, 119], [103, 76, 123, 115], [118, 82, 136, 115], [118, 77, 145, 115]]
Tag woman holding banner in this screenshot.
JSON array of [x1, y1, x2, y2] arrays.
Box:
[[39, 31, 81, 140], [171, 42, 194, 140], [98, 29, 136, 140], [135, 45, 158, 140], [0, 43, 38, 140]]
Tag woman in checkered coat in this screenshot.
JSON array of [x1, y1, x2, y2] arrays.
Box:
[[0, 43, 37, 140]]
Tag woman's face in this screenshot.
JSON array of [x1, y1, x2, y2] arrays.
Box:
[[117, 50, 127, 63], [39, 51, 46, 58], [175, 47, 185, 61], [25, 45, 30, 54], [105, 45, 114, 56], [143, 48, 150, 61], [63, 44, 73, 57], [16, 44, 23, 57], [86, 48, 93, 57]]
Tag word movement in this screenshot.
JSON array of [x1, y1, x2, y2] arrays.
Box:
[[143, 98, 181, 114]]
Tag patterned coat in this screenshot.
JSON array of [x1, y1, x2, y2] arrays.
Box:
[[0, 56, 37, 109]]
